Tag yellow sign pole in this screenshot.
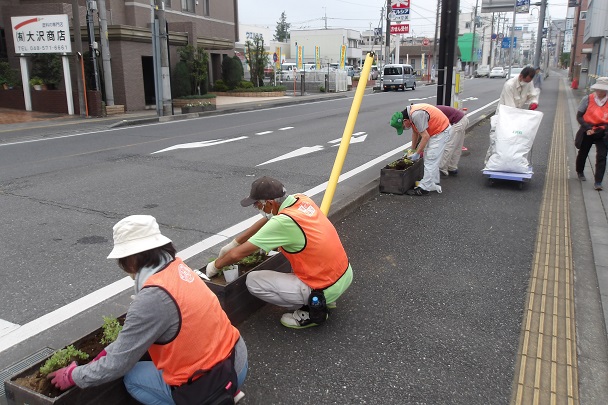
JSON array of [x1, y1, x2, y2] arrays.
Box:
[[320, 52, 375, 215]]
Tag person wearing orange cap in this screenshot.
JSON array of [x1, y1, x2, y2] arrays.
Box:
[[207, 176, 353, 329]]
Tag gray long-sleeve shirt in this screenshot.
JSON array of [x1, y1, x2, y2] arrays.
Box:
[[72, 286, 179, 388]]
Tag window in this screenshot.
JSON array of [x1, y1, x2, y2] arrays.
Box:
[[204, 0, 210, 16], [181, 0, 195, 13]]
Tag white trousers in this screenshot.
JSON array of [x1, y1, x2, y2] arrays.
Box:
[[419, 126, 452, 193], [246, 270, 311, 310], [440, 116, 468, 173]]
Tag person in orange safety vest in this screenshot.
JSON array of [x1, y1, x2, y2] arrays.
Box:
[[206, 177, 353, 329]]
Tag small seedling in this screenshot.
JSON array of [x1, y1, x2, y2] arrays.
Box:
[[238, 250, 267, 267], [39, 345, 89, 376], [100, 316, 123, 345]]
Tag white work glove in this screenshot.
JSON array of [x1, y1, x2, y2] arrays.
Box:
[[407, 152, 420, 162], [218, 239, 240, 258], [206, 260, 220, 278]]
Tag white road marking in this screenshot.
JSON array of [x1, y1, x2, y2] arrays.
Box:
[[328, 132, 366, 144], [0, 319, 20, 338], [331, 134, 367, 147], [255, 131, 273, 135], [409, 95, 436, 101], [278, 127, 294, 130], [151, 136, 248, 154], [257, 146, 325, 166]]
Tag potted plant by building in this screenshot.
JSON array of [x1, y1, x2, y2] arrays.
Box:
[[29, 77, 44, 91], [379, 150, 425, 194]]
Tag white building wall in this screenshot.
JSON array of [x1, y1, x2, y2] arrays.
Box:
[[290, 29, 363, 66]]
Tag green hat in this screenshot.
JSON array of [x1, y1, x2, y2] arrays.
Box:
[[390, 111, 405, 135]]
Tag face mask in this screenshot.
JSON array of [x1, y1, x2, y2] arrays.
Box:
[[260, 211, 273, 220]]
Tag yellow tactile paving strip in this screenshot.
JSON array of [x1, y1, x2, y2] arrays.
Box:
[[511, 82, 579, 405]]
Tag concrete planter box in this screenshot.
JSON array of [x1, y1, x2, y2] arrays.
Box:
[[213, 91, 285, 97], [181, 104, 216, 114], [379, 158, 424, 195], [204, 253, 292, 325], [4, 328, 139, 405], [172, 98, 216, 108]]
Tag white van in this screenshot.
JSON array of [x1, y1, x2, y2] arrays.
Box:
[[382, 64, 416, 91], [279, 63, 297, 80]]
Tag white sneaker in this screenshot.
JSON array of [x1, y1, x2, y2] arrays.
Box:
[[280, 309, 321, 329], [234, 390, 245, 403]]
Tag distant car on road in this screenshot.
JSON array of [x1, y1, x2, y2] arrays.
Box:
[[489, 67, 507, 78], [509, 67, 523, 79], [475, 65, 490, 77]]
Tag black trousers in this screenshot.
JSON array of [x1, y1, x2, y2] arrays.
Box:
[[576, 134, 608, 183]]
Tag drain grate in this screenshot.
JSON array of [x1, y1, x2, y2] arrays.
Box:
[[0, 347, 55, 398]]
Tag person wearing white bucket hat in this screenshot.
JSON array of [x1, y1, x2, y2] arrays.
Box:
[[48, 215, 248, 404], [574, 77, 608, 191]]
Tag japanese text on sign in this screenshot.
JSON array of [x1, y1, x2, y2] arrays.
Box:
[[11, 14, 72, 54], [390, 24, 410, 34]]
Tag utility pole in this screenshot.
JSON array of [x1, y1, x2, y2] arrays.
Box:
[[71, 0, 86, 116], [568, 1, 581, 81], [470, 0, 479, 75], [97, 0, 114, 106], [490, 13, 495, 67], [155, 0, 172, 116], [385, 0, 391, 65], [85, 0, 101, 92], [533, 0, 547, 69], [433, 0, 441, 79]]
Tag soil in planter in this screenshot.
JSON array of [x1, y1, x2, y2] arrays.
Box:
[[384, 157, 415, 170], [207, 251, 270, 285], [13, 317, 125, 398]]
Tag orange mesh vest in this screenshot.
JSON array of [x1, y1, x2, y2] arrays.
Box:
[[410, 104, 450, 136], [583, 94, 608, 128], [144, 258, 240, 386], [278, 194, 349, 289]]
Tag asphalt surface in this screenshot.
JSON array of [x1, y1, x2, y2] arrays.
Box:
[[2, 73, 608, 404]]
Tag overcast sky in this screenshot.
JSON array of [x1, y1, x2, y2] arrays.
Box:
[[238, 0, 570, 39]]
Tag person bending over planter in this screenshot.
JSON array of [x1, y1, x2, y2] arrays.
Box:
[[390, 104, 452, 195], [206, 176, 353, 329], [48, 215, 248, 405], [436, 105, 469, 177]]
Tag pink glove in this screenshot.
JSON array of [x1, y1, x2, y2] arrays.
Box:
[[48, 361, 76, 390], [92, 349, 107, 362], [529, 103, 538, 110]]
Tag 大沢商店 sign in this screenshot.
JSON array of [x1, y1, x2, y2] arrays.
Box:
[[11, 14, 72, 54]]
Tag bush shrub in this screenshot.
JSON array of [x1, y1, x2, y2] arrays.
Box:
[[239, 80, 254, 89], [213, 80, 228, 92], [172, 61, 192, 98], [31, 54, 62, 89]]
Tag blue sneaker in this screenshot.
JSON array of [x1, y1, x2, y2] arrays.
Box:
[[594, 182, 603, 191]]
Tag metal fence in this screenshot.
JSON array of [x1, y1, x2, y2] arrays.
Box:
[[274, 70, 349, 93]]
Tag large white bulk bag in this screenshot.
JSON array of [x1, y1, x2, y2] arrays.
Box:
[[484, 105, 543, 174]]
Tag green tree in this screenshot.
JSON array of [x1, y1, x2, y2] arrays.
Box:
[[178, 44, 210, 95], [172, 61, 192, 97], [245, 35, 269, 87], [221, 55, 243, 90], [559, 52, 570, 69], [273, 11, 290, 42], [31, 54, 63, 89]]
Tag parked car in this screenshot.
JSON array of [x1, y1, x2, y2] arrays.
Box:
[[489, 67, 507, 78], [475, 65, 490, 77], [382, 64, 416, 91], [509, 67, 523, 79]]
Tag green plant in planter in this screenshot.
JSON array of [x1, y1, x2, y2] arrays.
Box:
[[39, 345, 89, 377], [184, 101, 212, 108], [237, 250, 268, 267], [29, 77, 44, 87], [100, 316, 123, 345]]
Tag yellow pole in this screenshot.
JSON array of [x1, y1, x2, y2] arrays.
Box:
[[320, 52, 375, 215]]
